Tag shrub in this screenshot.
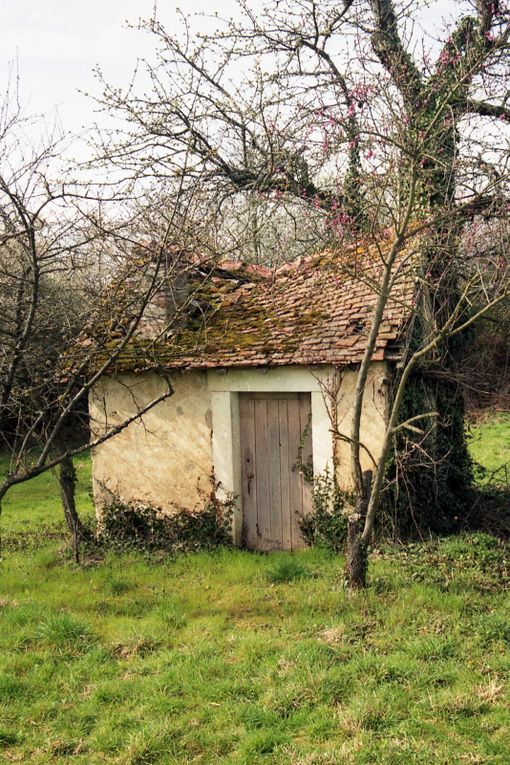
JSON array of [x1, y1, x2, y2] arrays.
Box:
[[98, 493, 234, 553], [299, 468, 350, 553], [266, 557, 311, 583]]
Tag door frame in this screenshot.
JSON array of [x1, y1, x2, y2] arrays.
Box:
[[207, 366, 335, 546]]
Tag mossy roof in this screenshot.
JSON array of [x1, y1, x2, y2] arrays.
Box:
[[109, 237, 415, 372]]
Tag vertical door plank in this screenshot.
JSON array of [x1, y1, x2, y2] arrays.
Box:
[[267, 398, 282, 550], [239, 395, 258, 549], [278, 399, 292, 550], [254, 399, 271, 550], [299, 393, 314, 520], [286, 395, 304, 550]]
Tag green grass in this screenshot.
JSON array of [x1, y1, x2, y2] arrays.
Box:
[[0, 417, 509, 763], [0, 452, 94, 543], [469, 413, 510, 485], [1, 541, 509, 764], [266, 556, 313, 583]]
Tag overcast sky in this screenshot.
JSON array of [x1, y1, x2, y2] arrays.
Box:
[[1, 0, 458, 144], [0, 1, 236, 136]]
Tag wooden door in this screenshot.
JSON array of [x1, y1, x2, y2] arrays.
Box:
[[239, 392, 313, 551]]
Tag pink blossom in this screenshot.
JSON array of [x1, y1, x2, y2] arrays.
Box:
[[349, 85, 369, 101]]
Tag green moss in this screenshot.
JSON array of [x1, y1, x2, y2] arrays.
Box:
[[88, 267, 331, 374]]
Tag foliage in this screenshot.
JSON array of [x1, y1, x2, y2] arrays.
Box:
[[381, 370, 474, 540], [299, 468, 350, 553], [97, 493, 235, 554]]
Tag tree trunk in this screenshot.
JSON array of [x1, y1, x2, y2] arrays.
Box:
[[345, 470, 372, 589], [59, 454, 89, 563]]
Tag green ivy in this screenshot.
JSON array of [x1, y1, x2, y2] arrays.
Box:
[[299, 468, 352, 553], [381, 369, 474, 539], [98, 494, 235, 554]]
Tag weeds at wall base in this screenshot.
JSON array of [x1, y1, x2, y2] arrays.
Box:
[[96, 493, 235, 555], [299, 468, 352, 553]]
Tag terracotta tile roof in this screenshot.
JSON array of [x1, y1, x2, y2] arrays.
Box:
[[120, 240, 415, 371]]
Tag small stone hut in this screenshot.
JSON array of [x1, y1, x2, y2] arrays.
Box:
[[90, 248, 411, 551]]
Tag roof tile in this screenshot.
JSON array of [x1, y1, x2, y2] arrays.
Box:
[[120, 243, 414, 371]]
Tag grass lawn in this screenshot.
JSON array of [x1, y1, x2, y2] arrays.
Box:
[[0, 451, 94, 542], [469, 413, 510, 487], [0, 419, 509, 764]]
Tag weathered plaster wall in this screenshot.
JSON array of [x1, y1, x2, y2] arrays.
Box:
[[331, 361, 389, 490], [90, 361, 389, 524], [90, 371, 213, 513]]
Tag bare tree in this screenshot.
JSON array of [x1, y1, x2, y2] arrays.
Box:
[[0, 91, 225, 560], [89, 1, 510, 584]]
